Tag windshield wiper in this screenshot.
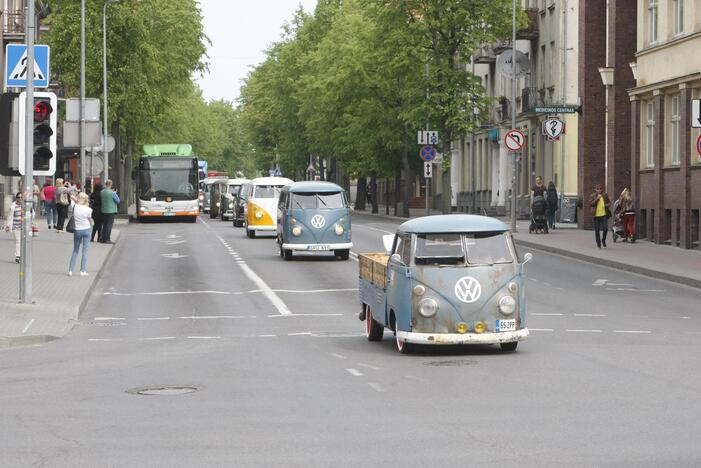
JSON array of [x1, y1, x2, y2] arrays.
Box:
[[317, 194, 329, 208]]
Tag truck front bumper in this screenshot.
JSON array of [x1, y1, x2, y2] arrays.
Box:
[[397, 328, 529, 345]]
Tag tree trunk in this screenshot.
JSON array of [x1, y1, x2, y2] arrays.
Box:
[[370, 173, 378, 214], [355, 176, 367, 211], [401, 128, 411, 217], [394, 170, 401, 217], [441, 139, 452, 214]]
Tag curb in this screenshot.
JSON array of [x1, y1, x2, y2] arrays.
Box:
[[514, 238, 701, 290], [77, 231, 122, 317], [0, 334, 57, 349]]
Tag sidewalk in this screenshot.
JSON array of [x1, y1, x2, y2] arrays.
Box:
[[354, 206, 701, 289], [0, 221, 125, 348]]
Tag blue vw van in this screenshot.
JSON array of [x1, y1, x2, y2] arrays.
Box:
[[277, 181, 353, 260], [359, 215, 532, 353]]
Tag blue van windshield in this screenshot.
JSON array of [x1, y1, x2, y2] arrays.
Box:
[[291, 192, 345, 209]]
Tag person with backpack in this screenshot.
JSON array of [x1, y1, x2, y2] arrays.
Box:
[[545, 181, 559, 230], [54, 178, 70, 232]]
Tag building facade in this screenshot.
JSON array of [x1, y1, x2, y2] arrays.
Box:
[[628, 0, 701, 248]]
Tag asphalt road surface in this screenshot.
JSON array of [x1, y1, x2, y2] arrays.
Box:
[[1, 213, 699, 467]]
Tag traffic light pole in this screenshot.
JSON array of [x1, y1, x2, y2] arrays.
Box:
[[20, 0, 36, 303]]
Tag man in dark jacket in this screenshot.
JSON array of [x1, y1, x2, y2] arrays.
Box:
[[589, 184, 611, 248], [100, 180, 120, 244]]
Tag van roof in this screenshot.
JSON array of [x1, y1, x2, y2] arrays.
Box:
[[283, 181, 344, 193], [250, 176, 294, 186], [225, 178, 249, 185], [398, 215, 509, 234]]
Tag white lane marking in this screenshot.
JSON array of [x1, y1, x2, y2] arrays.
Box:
[[288, 332, 312, 336], [268, 313, 343, 318], [104, 290, 250, 297], [237, 263, 292, 316], [272, 288, 358, 294], [166, 234, 181, 239], [532, 313, 563, 316], [329, 353, 347, 359], [94, 317, 125, 321], [530, 328, 554, 332], [542, 282, 551, 286], [358, 363, 382, 371], [187, 336, 221, 339], [354, 224, 394, 235], [681, 316, 690, 319], [160, 253, 188, 259], [137, 317, 170, 321], [179, 315, 246, 320], [529, 278, 538, 282], [368, 382, 386, 392], [605, 283, 634, 287], [346, 368, 364, 377], [566, 329, 602, 333], [22, 318, 35, 334], [259, 334, 277, 337], [614, 330, 652, 334], [574, 314, 607, 317], [140, 336, 176, 341], [88, 338, 121, 342], [592, 279, 608, 286], [165, 240, 187, 245]]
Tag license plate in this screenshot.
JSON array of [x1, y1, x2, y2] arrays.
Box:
[[164, 212, 176, 216], [496, 319, 516, 332], [307, 245, 330, 251]]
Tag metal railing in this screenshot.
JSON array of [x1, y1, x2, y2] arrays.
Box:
[[2, 10, 25, 36]]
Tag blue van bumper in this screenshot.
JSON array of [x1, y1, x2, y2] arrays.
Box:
[[396, 328, 529, 345]]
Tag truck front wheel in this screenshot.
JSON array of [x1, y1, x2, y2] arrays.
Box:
[[365, 305, 384, 341], [395, 328, 415, 354]]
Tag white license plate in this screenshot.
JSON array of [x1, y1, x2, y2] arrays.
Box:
[[307, 245, 330, 251], [164, 212, 176, 216], [496, 319, 516, 332]]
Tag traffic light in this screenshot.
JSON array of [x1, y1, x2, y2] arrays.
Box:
[[0, 93, 19, 176], [18, 91, 57, 176]]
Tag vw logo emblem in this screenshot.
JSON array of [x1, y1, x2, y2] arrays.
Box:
[[454, 276, 482, 304], [310, 215, 326, 229]]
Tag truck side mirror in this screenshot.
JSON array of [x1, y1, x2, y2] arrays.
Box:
[[522, 252, 533, 264], [390, 253, 402, 264], [382, 234, 394, 254]]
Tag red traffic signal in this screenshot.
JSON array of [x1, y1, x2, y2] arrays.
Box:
[[33, 100, 52, 122]]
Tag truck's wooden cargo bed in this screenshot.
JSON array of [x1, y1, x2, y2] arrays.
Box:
[[359, 253, 389, 289]]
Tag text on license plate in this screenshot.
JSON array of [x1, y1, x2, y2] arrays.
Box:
[[496, 319, 516, 332], [307, 245, 330, 251], [164, 212, 176, 216]]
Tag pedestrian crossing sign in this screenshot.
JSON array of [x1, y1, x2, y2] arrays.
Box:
[[4, 44, 50, 88]]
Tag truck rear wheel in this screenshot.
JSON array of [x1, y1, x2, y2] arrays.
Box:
[[365, 305, 384, 341]]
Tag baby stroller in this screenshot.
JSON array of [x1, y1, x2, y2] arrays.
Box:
[[529, 196, 549, 234]]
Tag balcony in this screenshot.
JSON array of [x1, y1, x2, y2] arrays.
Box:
[[516, 8, 540, 41], [2, 10, 25, 39], [521, 87, 544, 114], [474, 45, 496, 64]]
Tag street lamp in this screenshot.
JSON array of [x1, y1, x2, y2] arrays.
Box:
[[102, 0, 122, 184]]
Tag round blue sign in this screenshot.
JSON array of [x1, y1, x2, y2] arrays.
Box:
[[420, 145, 436, 162]]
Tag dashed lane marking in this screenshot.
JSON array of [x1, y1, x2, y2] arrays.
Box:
[[368, 382, 386, 392], [140, 336, 176, 341], [180, 315, 247, 320], [574, 314, 607, 317], [22, 318, 35, 334], [88, 338, 122, 342], [288, 332, 312, 336], [529, 328, 554, 332], [614, 330, 652, 334], [346, 368, 364, 377], [187, 336, 221, 339], [329, 353, 347, 359], [358, 363, 382, 371], [137, 317, 170, 321], [566, 329, 602, 333], [94, 317, 125, 320], [268, 313, 343, 318], [259, 334, 277, 337]]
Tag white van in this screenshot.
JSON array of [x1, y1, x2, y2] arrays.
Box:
[[244, 176, 293, 238]]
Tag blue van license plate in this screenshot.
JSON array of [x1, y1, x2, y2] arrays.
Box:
[[496, 319, 516, 332], [307, 245, 330, 251]]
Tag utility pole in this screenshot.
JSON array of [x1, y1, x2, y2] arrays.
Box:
[[560, 0, 568, 206], [510, 0, 518, 232], [20, 0, 36, 303], [80, 0, 86, 190]]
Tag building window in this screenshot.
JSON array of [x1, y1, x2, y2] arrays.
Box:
[[672, 0, 683, 36], [648, 0, 658, 43], [646, 101, 655, 168], [671, 95, 680, 165]]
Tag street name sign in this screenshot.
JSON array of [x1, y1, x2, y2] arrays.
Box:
[[419, 145, 437, 161], [535, 105, 579, 114], [4, 44, 50, 88], [504, 129, 525, 152], [423, 161, 433, 178], [692, 99, 701, 128], [418, 130, 439, 145]]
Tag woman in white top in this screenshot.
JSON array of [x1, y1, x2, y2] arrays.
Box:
[[68, 192, 93, 276]]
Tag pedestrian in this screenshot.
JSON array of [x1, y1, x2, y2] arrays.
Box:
[[42, 181, 57, 229], [589, 183, 612, 248], [32, 178, 40, 212], [545, 181, 559, 230], [531, 176, 546, 199], [5, 193, 24, 263], [100, 179, 120, 244], [67, 192, 93, 276], [617, 187, 636, 243], [54, 178, 70, 232], [90, 184, 104, 242]]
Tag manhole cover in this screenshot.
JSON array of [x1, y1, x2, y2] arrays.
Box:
[[126, 385, 202, 396], [77, 321, 126, 327], [423, 359, 476, 367]]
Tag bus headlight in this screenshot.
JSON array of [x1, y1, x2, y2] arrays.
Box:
[[418, 298, 438, 318], [292, 226, 302, 236], [255, 210, 264, 219], [334, 224, 344, 235], [498, 296, 516, 315]]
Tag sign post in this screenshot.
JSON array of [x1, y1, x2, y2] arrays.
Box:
[[419, 142, 437, 216], [692, 99, 701, 128]]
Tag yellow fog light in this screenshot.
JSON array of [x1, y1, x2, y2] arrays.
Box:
[[292, 226, 302, 236], [474, 322, 486, 334], [255, 210, 263, 219], [456, 322, 469, 334]]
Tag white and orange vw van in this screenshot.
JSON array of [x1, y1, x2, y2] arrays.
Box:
[[244, 176, 293, 238]]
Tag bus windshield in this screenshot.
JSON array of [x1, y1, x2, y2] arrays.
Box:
[[139, 158, 197, 200]]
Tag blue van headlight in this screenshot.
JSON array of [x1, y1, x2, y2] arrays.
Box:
[[418, 298, 438, 318], [498, 296, 516, 315], [334, 224, 344, 235], [292, 226, 303, 236]]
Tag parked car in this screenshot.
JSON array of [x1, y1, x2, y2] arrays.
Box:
[[277, 181, 352, 260], [233, 182, 251, 227], [211, 178, 249, 220], [358, 215, 532, 354]]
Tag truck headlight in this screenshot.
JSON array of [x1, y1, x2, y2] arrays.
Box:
[[334, 224, 344, 235], [255, 210, 263, 219], [229, 202, 234, 209], [418, 298, 438, 318], [292, 226, 302, 236], [216, 202, 220, 207], [498, 296, 516, 315]]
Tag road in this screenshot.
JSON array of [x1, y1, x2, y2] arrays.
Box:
[[1, 213, 699, 467]]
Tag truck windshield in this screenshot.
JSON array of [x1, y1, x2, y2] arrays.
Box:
[[414, 232, 513, 266], [291, 192, 345, 209]]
